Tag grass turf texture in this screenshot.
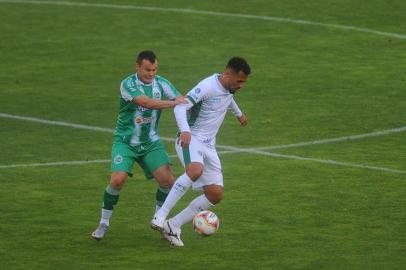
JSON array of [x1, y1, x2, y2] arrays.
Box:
[[0, 0, 405, 269]]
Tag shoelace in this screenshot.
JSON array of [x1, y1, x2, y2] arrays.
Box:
[[167, 222, 179, 239]]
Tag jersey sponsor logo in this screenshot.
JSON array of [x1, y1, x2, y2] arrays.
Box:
[[202, 137, 213, 144], [194, 88, 201, 94], [135, 116, 153, 124], [207, 97, 222, 104], [113, 154, 123, 164]]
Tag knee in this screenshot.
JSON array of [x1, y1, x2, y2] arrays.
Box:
[[159, 173, 174, 188], [110, 172, 128, 189], [205, 188, 224, 205], [186, 163, 203, 181], [153, 165, 174, 188]]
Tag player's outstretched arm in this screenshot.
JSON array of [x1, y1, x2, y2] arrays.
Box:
[[134, 95, 187, 109]]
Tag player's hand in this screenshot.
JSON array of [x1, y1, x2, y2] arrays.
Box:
[[179, 131, 191, 147], [174, 96, 188, 105], [238, 114, 248, 126]]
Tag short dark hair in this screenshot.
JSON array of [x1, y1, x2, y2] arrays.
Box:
[[136, 50, 157, 64], [226, 57, 251, 75]]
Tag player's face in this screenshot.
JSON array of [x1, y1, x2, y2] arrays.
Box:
[[136, 59, 158, 84], [227, 70, 248, 94]]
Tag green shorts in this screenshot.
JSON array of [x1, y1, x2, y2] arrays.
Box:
[[111, 139, 171, 179]]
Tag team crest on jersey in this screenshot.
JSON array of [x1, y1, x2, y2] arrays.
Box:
[[153, 91, 161, 99], [114, 154, 123, 164]]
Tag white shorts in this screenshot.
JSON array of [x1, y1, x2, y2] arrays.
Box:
[[175, 135, 223, 190]]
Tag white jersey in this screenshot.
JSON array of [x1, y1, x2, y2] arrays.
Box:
[[174, 73, 242, 147]]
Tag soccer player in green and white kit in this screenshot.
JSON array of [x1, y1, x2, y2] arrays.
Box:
[[92, 50, 187, 240]]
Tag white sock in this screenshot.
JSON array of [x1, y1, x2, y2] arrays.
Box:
[[156, 173, 193, 219], [100, 209, 113, 226], [171, 194, 214, 229]]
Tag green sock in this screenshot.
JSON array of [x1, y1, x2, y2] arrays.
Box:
[[103, 185, 120, 210], [156, 186, 170, 209]]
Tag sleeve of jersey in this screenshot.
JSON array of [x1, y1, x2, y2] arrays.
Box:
[[229, 98, 243, 117], [159, 78, 181, 99], [120, 81, 143, 101], [174, 100, 194, 133], [185, 84, 207, 105]]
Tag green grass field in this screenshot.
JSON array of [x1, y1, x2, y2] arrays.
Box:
[[1, 0, 405, 269]]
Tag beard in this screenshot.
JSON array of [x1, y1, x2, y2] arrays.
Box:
[[229, 87, 240, 94]]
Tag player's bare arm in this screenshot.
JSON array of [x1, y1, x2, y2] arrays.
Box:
[[174, 95, 187, 105], [179, 131, 192, 147], [134, 95, 187, 109]]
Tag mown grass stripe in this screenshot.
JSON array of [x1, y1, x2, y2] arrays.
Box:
[[0, 0, 405, 40]]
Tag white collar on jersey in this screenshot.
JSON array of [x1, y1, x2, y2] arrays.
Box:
[[215, 73, 229, 93], [135, 73, 154, 86]]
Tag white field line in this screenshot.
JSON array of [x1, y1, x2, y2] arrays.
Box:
[[0, 0, 405, 40], [220, 150, 406, 174], [216, 147, 406, 174], [0, 113, 173, 142], [3, 113, 404, 152], [0, 159, 111, 169], [1, 113, 405, 174], [2, 153, 405, 174], [0, 155, 178, 169], [0, 113, 115, 132], [224, 126, 406, 152]]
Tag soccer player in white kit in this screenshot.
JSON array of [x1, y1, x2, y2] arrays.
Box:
[[151, 57, 251, 246]]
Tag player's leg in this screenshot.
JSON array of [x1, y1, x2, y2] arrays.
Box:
[[151, 136, 204, 229], [139, 140, 174, 213], [202, 184, 224, 205], [169, 184, 223, 233], [169, 185, 221, 229], [92, 141, 134, 241], [151, 165, 173, 212], [92, 171, 128, 241], [101, 172, 128, 223], [162, 185, 222, 247], [163, 147, 223, 246]]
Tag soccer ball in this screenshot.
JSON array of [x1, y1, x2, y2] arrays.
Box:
[[192, 210, 220, 236]]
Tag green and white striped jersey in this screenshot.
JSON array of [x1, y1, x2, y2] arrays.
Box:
[[114, 73, 180, 145]]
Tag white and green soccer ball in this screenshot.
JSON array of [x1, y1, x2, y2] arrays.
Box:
[[192, 210, 220, 236]]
